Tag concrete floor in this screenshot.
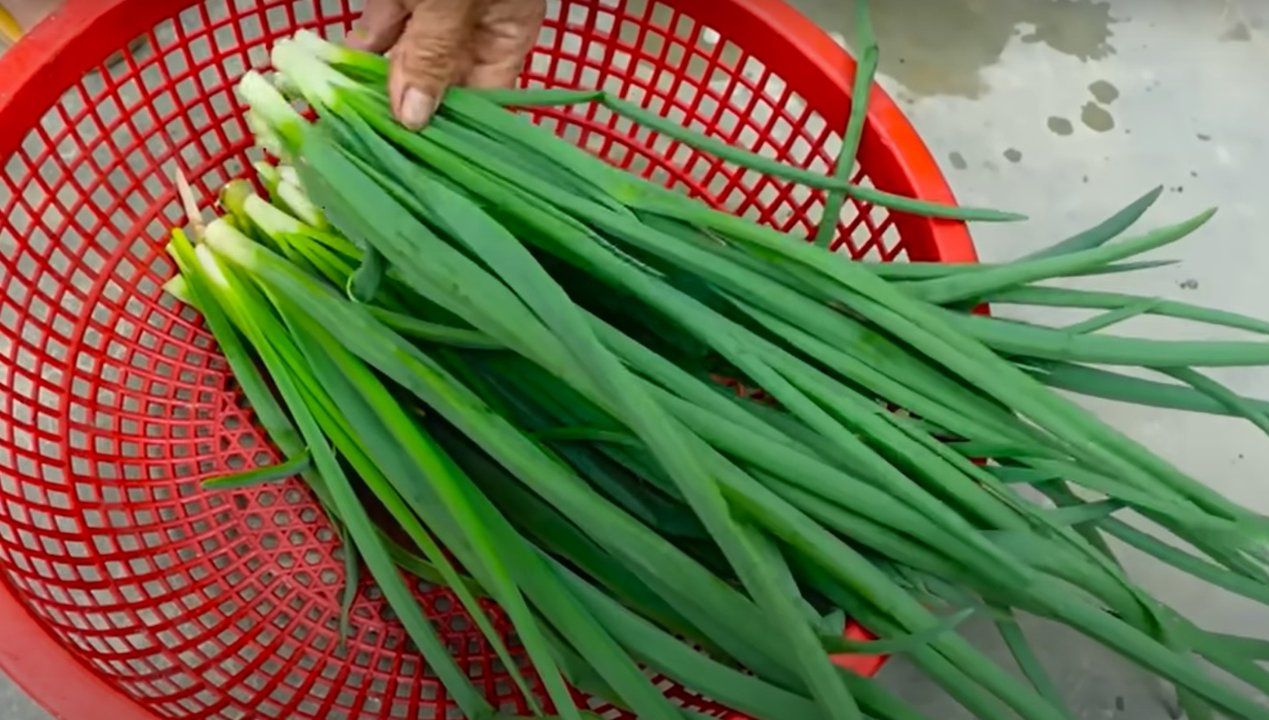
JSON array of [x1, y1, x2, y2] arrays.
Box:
[[2, 0, 1268, 718]]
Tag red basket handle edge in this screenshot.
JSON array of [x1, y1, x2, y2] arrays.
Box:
[[0, 0, 184, 161]]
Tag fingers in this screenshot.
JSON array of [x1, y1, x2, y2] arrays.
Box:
[[347, 0, 409, 53], [464, 0, 547, 89], [389, 0, 481, 129], [358, 0, 544, 129]]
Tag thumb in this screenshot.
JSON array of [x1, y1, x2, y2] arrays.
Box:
[[389, 0, 481, 130]]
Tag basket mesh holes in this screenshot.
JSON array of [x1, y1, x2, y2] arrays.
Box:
[[0, 1, 904, 717]]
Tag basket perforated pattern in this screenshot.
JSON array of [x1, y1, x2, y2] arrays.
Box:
[[0, 1, 909, 718]]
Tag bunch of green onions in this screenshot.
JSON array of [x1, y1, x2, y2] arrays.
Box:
[[164, 22, 1269, 720]]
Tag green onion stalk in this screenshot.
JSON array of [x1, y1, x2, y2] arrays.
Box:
[[161, 18, 1269, 720]]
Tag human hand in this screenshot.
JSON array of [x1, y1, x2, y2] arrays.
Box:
[[347, 0, 547, 130]]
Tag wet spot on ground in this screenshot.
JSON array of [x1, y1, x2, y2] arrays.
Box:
[[1081, 101, 1116, 132], [1089, 79, 1120, 104]]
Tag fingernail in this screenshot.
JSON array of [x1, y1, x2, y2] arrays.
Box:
[[346, 27, 367, 48], [399, 88, 435, 130]]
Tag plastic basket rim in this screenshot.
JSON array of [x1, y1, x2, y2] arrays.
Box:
[[0, 0, 973, 717]]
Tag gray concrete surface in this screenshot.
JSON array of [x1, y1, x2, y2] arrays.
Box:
[[2, 0, 1268, 718]]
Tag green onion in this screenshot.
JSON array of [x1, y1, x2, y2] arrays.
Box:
[[990, 285, 1269, 335], [201, 450, 312, 490], [813, 0, 878, 248], [154, 23, 1269, 720], [191, 238, 500, 720], [1021, 185, 1163, 260], [909, 208, 1216, 305], [1063, 297, 1163, 334], [989, 605, 1071, 719], [941, 310, 1269, 366]]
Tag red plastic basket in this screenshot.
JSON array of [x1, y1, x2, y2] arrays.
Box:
[[0, 1, 976, 718]]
